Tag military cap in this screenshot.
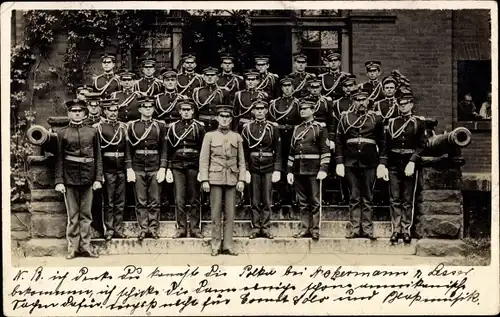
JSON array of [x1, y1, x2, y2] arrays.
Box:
[[76, 85, 94, 94], [216, 104, 234, 115], [307, 75, 321, 88], [326, 51, 341, 61], [220, 54, 235, 63], [178, 98, 196, 109], [65, 99, 87, 111], [351, 88, 370, 100], [160, 68, 177, 78], [137, 95, 155, 107], [298, 98, 316, 109], [202, 66, 219, 75], [365, 60, 381, 71], [84, 92, 101, 106], [181, 53, 196, 62], [397, 92, 414, 104], [342, 74, 357, 86], [100, 98, 120, 108], [100, 52, 116, 62], [118, 70, 136, 80], [141, 58, 156, 68], [244, 69, 260, 79], [292, 53, 307, 62], [280, 76, 294, 85], [382, 76, 398, 86], [255, 55, 270, 65], [252, 97, 269, 108]]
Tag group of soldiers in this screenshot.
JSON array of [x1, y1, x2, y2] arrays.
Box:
[[54, 49, 426, 259]]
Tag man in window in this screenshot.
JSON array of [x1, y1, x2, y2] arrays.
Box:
[[93, 52, 121, 98], [255, 55, 280, 100], [289, 53, 315, 98], [111, 70, 142, 122], [359, 61, 384, 104], [319, 51, 349, 100], [135, 58, 164, 96], [177, 53, 203, 98], [217, 54, 244, 103], [457, 93, 479, 121], [479, 92, 491, 120]]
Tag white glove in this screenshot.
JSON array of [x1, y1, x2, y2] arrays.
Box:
[[271, 171, 281, 183], [92, 181, 102, 190], [329, 141, 335, 151], [127, 168, 136, 183], [166, 169, 174, 183], [316, 171, 327, 180], [236, 181, 245, 192], [197, 172, 201, 182], [156, 167, 166, 183], [202, 181, 210, 192], [405, 161, 415, 177], [287, 173, 294, 185], [336, 164, 345, 177], [245, 171, 251, 184], [377, 164, 389, 181], [55, 183, 66, 193]]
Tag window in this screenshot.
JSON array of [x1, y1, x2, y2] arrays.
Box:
[[457, 60, 491, 122], [301, 29, 340, 73], [132, 30, 173, 73]]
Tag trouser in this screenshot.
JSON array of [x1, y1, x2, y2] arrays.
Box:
[[389, 169, 418, 235], [250, 172, 273, 234], [278, 129, 295, 205], [294, 175, 321, 234], [90, 186, 104, 236], [65, 185, 93, 253], [103, 171, 126, 236], [173, 168, 201, 233], [210, 185, 236, 251], [345, 167, 376, 235], [134, 170, 161, 234]]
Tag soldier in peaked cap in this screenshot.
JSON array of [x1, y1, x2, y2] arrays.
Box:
[[289, 53, 316, 98], [319, 50, 349, 100], [359, 60, 384, 104], [287, 98, 330, 240], [76, 85, 95, 101], [82, 92, 104, 127], [111, 70, 141, 122], [177, 53, 203, 97], [374, 76, 400, 125], [165, 99, 206, 239], [217, 54, 244, 101], [335, 88, 388, 240], [156, 68, 189, 127], [125, 95, 168, 242], [93, 52, 121, 98], [94, 98, 129, 241], [304, 76, 335, 149], [386, 92, 426, 244], [199, 104, 246, 256], [241, 98, 282, 239], [193, 66, 229, 131], [55, 99, 103, 259], [234, 69, 268, 132], [254, 55, 280, 100], [135, 58, 164, 96]]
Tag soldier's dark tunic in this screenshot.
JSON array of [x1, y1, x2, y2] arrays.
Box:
[[193, 85, 228, 131], [233, 89, 267, 131], [360, 80, 384, 104], [166, 119, 206, 235], [54, 122, 103, 254], [177, 72, 203, 98], [135, 77, 164, 96], [217, 73, 244, 103], [111, 90, 141, 122], [319, 70, 349, 100], [289, 71, 315, 98], [374, 97, 399, 125], [93, 73, 121, 98], [332, 95, 354, 136], [125, 119, 168, 236], [242, 119, 281, 235], [335, 110, 387, 236], [94, 119, 128, 237], [287, 121, 330, 235], [307, 94, 335, 142], [386, 115, 426, 235], [155, 91, 189, 127], [256, 72, 279, 100]]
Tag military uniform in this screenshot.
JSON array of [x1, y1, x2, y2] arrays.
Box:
[[305, 93, 335, 142], [255, 55, 280, 100], [319, 52, 349, 100], [93, 52, 121, 98], [135, 58, 164, 96], [359, 61, 384, 104], [112, 89, 141, 122], [241, 101, 281, 238], [177, 53, 203, 97], [289, 53, 315, 98], [217, 54, 244, 103], [234, 89, 267, 131], [373, 76, 400, 125], [82, 92, 103, 126], [54, 99, 103, 258]]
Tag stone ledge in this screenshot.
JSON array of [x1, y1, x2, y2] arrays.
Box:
[[415, 239, 473, 257], [462, 172, 492, 191]]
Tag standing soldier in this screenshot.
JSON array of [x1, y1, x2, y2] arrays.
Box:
[[304, 77, 335, 146], [289, 53, 315, 98], [165, 99, 206, 239], [217, 54, 244, 102], [156, 68, 189, 127], [359, 61, 384, 104], [335, 89, 388, 240], [193, 67, 229, 131], [111, 70, 141, 122], [93, 52, 121, 98], [82, 92, 103, 126], [386, 92, 426, 244], [234, 69, 267, 131], [135, 58, 164, 97], [199, 104, 246, 257], [286, 99, 330, 240], [125, 96, 168, 241], [241, 98, 281, 239], [255, 55, 279, 100], [373, 76, 400, 125], [54, 99, 103, 259], [177, 53, 203, 97], [94, 98, 128, 241], [319, 51, 349, 100], [268, 76, 301, 209]]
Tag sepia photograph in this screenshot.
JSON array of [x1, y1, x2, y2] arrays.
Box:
[[2, 1, 498, 315]]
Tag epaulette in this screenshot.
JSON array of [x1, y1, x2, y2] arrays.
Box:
[[318, 73, 327, 78], [193, 119, 205, 127], [92, 122, 100, 129], [269, 121, 279, 127], [368, 110, 381, 116], [314, 121, 326, 128], [388, 117, 396, 123], [414, 115, 425, 120], [271, 73, 279, 78], [323, 96, 332, 102], [234, 74, 244, 80]]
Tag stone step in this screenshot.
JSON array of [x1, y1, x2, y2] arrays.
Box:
[[98, 220, 394, 238]]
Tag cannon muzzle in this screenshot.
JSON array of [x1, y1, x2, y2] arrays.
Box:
[[424, 127, 472, 158], [26, 125, 58, 154]]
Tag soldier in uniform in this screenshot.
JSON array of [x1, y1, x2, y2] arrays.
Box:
[[94, 98, 128, 241], [82, 92, 103, 126], [233, 69, 268, 132], [255, 55, 279, 100], [93, 52, 121, 98], [135, 58, 164, 96], [156, 68, 189, 127], [335, 89, 388, 240], [241, 98, 282, 239], [199, 104, 246, 256], [54, 99, 103, 259], [193, 67, 229, 131], [125, 96, 168, 241], [319, 51, 349, 100], [288, 53, 315, 98], [386, 92, 426, 244], [304, 77, 335, 145], [217, 54, 244, 102], [359, 61, 384, 104], [76, 85, 95, 101], [287, 99, 330, 240], [165, 99, 206, 239], [111, 70, 141, 122], [268, 76, 301, 209], [373, 76, 400, 125], [177, 53, 203, 97]]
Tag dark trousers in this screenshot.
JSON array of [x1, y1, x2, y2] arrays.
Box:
[[90, 188, 104, 236], [103, 171, 126, 236], [295, 175, 321, 234], [173, 168, 201, 233], [210, 185, 236, 251], [345, 167, 376, 235], [278, 130, 295, 205], [250, 172, 272, 233], [65, 185, 93, 253], [134, 170, 160, 234], [389, 169, 418, 235]]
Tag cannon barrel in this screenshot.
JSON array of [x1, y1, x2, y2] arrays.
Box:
[[26, 125, 58, 154], [425, 127, 472, 157]]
